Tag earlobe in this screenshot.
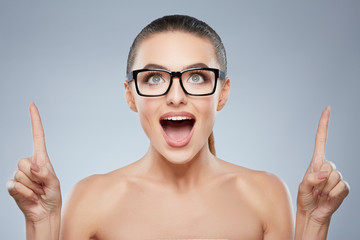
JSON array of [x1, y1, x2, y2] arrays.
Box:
[[217, 78, 230, 111], [124, 82, 138, 112]]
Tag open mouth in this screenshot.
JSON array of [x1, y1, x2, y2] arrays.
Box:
[[160, 113, 196, 147]]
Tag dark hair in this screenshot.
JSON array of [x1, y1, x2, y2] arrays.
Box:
[[126, 14, 227, 75], [126, 15, 227, 156]]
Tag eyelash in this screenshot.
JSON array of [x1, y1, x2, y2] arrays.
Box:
[[142, 72, 165, 83], [188, 71, 208, 82]]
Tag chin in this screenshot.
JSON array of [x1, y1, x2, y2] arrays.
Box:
[[161, 148, 195, 165], [159, 141, 209, 165]]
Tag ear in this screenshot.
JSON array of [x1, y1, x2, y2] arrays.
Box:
[[124, 81, 138, 112], [217, 78, 230, 111]]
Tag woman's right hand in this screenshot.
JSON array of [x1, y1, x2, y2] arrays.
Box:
[[7, 102, 62, 224]]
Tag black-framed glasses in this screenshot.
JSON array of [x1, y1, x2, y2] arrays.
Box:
[[127, 67, 226, 97]]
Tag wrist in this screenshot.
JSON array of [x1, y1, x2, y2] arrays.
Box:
[[302, 218, 330, 240], [26, 208, 61, 240], [296, 207, 331, 226], [295, 210, 331, 240]]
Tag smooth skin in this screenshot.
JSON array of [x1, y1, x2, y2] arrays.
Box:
[[296, 107, 350, 239], [7, 32, 349, 240], [7, 102, 61, 240]]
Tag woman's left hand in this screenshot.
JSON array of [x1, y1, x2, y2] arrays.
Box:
[[297, 106, 350, 225]]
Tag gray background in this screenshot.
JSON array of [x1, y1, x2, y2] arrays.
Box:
[[1, 0, 359, 239]]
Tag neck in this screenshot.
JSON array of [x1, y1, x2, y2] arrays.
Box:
[[140, 144, 219, 192]]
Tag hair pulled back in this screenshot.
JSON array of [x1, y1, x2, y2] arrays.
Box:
[[127, 15, 227, 156]]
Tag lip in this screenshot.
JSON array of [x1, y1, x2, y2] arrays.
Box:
[[159, 111, 196, 148]]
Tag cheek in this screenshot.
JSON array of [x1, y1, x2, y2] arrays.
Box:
[[196, 93, 219, 115], [193, 97, 218, 132], [135, 98, 160, 136]]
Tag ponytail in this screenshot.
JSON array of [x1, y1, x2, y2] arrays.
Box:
[[208, 131, 216, 156]]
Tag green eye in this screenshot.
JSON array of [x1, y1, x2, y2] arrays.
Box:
[[147, 74, 165, 85], [191, 75, 200, 82], [189, 74, 204, 83], [151, 75, 161, 83]]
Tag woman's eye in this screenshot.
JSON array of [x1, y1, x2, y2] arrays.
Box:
[[148, 75, 163, 84], [188, 74, 204, 83]]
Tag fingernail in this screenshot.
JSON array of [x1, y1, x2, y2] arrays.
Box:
[[318, 171, 329, 179], [31, 163, 40, 173]]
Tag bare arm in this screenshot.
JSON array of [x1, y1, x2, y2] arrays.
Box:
[[261, 173, 294, 240], [60, 175, 101, 239]]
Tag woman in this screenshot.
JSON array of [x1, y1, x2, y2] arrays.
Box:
[[7, 15, 349, 239]]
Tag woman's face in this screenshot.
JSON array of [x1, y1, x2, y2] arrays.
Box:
[[125, 31, 230, 164]]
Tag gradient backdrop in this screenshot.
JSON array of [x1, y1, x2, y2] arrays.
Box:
[[1, 1, 359, 239]]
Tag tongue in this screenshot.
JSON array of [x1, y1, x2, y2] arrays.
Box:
[[163, 121, 193, 141]]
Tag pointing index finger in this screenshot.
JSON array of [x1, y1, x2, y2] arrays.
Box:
[[30, 102, 47, 155], [313, 106, 330, 162]]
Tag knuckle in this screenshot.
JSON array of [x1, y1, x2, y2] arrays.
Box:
[[338, 180, 346, 188], [328, 170, 340, 182], [342, 180, 350, 193], [330, 181, 350, 199], [17, 158, 30, 170], [333, 171, 342, 181], [321, 161, 333, 171], [14, 171, 22, 182], [327, 161, 336, 170]]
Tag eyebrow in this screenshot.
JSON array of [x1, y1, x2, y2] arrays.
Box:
[[142, 63, 210, 71]]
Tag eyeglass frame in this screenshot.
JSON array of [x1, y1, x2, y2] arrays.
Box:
[[126, 67, 226, 97]]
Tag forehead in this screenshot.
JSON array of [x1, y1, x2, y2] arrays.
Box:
[[132, 31, 219, 71]]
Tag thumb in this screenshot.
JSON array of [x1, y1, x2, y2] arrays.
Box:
[[299, 170, 329, 195], [30, 162, 59, 189]]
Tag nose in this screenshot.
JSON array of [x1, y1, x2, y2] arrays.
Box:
[[166, 77, 187, 106]]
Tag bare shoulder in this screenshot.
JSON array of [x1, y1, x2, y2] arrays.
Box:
[[60, 165, 137, 239], [219, 159, 290, 196], [219, 159, 294, 238], [242, 168, 290, 198], [68, 170, 130, 198], [66, 160, 143, 199]]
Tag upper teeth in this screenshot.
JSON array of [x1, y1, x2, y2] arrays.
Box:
[[163, 116, 192, 121]]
